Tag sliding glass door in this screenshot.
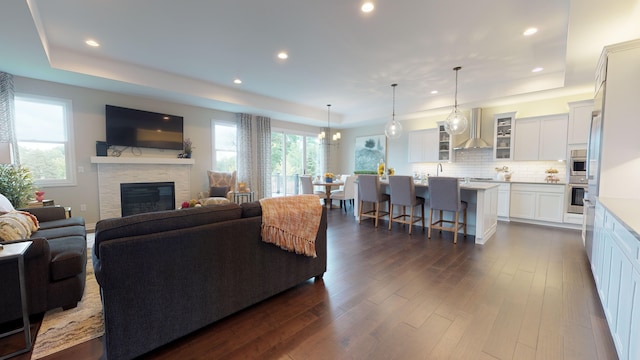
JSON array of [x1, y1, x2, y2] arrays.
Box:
[[271, 130, 320, 196]]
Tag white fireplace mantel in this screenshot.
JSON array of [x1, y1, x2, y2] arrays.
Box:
[[90, 156, 195, 165], [93, 157, 194, 219]]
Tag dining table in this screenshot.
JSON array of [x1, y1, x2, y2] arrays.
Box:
[[312, 179, 344, 208]]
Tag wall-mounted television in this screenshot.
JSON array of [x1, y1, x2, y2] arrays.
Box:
[[105, 105, 184, 150]]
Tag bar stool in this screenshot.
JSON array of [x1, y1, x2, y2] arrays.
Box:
[[388, 175, 425, 235], [427, 176, 467, 243], [358, 175, 390, 228]]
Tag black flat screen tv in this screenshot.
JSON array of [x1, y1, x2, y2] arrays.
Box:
[[105, 105, 184, 150]]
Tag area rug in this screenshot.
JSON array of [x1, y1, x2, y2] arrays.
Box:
[[30, 254, 103, 359]]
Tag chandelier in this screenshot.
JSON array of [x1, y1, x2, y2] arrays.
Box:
[[318, 104, 340, 144], [444, 66, 468, 135], [384, 83, 403, 139]]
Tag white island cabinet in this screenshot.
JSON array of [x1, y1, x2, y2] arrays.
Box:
[[354, 180, 499, 244], [591, 199, 640, 360]]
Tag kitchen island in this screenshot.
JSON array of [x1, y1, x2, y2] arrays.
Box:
[[354, 180, 499, 244]]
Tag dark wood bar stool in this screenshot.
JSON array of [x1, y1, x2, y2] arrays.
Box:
[[358, 175, 390, 228], [388, 175, 425, 235], [427, 176, 467, 243]]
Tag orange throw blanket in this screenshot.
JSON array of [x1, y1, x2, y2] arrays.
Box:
[[259, 195, 322, 257]]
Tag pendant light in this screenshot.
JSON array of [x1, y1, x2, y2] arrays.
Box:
[[444, 66, 468, 135], [384, 83, 403, 139], [318, 104, 340, 144]]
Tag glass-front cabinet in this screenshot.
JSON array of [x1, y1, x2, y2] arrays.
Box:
[[437, 122, 452, 161], [493, 112, 516, 160]]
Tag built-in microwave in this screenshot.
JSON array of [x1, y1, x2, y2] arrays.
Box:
[[570, 149, 587, 176]]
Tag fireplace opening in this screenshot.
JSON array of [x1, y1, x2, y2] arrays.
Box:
[[120, 182, 175, 217]]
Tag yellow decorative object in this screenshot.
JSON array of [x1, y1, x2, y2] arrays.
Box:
[[377, 163, 385, 177], [324, 172, 335, 179], [238, 182, 247, 192], [387, 167, 395, 176]]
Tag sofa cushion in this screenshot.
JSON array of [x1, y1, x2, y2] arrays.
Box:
[[48, 236, 86, 281], [38, 216, 85, 230], [94, 203, 242, 258], [32, 225, 86, 240], [240, 201, 262, 218]]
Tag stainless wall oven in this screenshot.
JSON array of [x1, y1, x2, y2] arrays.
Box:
[[567, 183, 587, 214], [569, 149, 587, 176]]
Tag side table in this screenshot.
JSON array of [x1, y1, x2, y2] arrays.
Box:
[[232, 191, 255, 204], [0, 241, 33, 359]]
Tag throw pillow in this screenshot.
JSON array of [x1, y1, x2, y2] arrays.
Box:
[[0, 211, 39, 241], [0, 193, 15, 214], [209, 186, 230, 198]]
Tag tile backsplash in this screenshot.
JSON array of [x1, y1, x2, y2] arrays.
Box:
[[410, 148, 567, 183]]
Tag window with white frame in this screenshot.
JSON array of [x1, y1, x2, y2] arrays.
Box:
[[14, 95, 76, 186], [212, 121, 237, 171]]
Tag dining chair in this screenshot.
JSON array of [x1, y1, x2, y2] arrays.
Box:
[[358, 175, 390, 228], [427, 176, 467, 243], [300, 175, 326, 201], [330, 175, 356, 212], [388, 175, 425, 235]]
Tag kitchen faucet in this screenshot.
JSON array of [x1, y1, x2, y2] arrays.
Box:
[[436, 163, 443, 177]]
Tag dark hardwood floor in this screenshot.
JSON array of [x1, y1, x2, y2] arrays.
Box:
[[5, 208, 618, 359]]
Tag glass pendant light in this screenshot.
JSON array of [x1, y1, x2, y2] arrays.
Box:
[[384, 83, 403, 139], [444, 66, 468, 135]]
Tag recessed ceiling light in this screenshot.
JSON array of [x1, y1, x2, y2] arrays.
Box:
[[532, 67, 544, 73], [234, 79, 242, 84], [361, 2, 374, 12], [85, 39, 100, 47], [523, 27, 538, 36], [277, 52, 288, 60], [430, 90, 439, 95]]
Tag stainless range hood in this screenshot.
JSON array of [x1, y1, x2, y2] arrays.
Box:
[[454, 108, 492, 150]]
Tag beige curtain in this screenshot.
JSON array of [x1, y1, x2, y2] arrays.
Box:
[[236, 114, 271, 200], [0, 72, 18, 164]]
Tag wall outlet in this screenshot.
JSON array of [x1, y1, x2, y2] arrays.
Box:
[[80, 204, 87, 211]]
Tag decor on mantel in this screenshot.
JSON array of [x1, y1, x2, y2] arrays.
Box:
[[180, 138, 194, 158], [384, 83, 403, 139], [444, 66, 468, 136], [318, 104, 340, 144]]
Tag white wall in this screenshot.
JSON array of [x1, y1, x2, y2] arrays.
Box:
[[14, 76, 321, 228]]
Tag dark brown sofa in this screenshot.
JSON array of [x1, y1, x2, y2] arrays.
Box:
[[0, 206, 87, 324], [93, 201, 327, 360]]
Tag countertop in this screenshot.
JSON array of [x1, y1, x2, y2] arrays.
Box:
[[468, 179, 568, 186], [598, 197, 640, 239]]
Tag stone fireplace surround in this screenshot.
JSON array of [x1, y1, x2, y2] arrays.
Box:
[[91, 157, 194, 219]]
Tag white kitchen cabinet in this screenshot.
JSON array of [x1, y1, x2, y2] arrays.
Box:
[[497, 182, 511, 220], [514, 114, 568, 161], [509, 183, 565, 223], [567, 100, 594, 145], [591, 200, 640, 360], [408, 128, 439, 163], [493, 112, 516, 160], [437, 123, 453, 162]]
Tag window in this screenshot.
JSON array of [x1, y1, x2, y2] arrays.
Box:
[[14, 95, 75, 186], [271, 129, 320, 196], [212, 121, 236, 171]]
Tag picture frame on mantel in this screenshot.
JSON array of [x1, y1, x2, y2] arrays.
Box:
[[354, 134, 386, 173]]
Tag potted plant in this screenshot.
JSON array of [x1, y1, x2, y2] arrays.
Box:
[[0, 164, 35, 207], [183, 138, 194, 158]]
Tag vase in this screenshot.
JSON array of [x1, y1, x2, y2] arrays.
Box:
[[184, 153, 191, 158], [325, 177, 333, 183]]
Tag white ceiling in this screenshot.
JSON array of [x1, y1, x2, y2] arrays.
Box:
[[1, 0, 640, 128]]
